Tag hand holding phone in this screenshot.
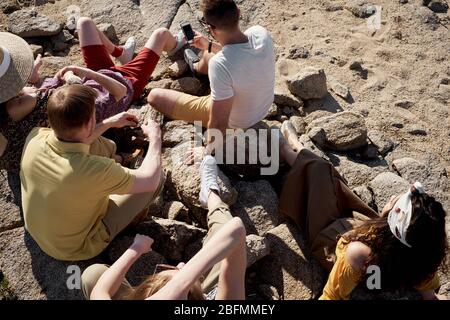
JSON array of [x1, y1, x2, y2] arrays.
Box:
[[181, 22, 195, 43]]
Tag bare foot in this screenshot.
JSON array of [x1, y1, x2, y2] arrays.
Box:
[[29, 54, 42, 85], [281, 120, 304, 151]]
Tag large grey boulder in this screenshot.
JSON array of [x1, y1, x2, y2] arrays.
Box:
[[307, 112, 368, 151], [332, 155, 387, 189], [162, 121, 194, 148], [8, 10, 62, 37], [287, 67, 328, 100], [368, 172, 410, 211], [274, 59, 304, 109], [246, 234, 271, 267], [170, 77, 203, 96], [85, 0, 182, 46], [231, 180, 279, 236], [164, 142, 238, 227]]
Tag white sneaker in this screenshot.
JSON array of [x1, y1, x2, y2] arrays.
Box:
[[168, 30, 187, 56], [117, 36, 136, 65], [199, 155, 220, 208]]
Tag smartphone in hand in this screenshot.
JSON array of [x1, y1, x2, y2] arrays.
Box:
[[180, 22, 195, 42]]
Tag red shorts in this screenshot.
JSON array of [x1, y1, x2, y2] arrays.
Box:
[[81, 44, 160, 101]]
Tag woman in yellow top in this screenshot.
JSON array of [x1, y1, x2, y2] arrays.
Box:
[[278, 120, 448, 300]]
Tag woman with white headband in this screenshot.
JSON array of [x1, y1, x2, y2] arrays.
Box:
[[278, 120, 448, 300]]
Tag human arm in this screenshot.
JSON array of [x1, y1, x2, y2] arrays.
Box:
[[380, 195, 401, 217], [204, 57, 234, 154], [127, 120, 162, 194], [319, 241, 366, 300], [90, 235, 154, 300], [85, 111, 138, 145], [215, 220, 247, 300], [148, 217, 246, 300], [204, 97, 234, 154], [5, 91, 38, 122], [55, 66, 127, 101], [192, 31, 222, 54]]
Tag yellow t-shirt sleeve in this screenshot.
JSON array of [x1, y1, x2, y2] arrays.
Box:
[[319, 241, 363, 300], [414, 273, 440, 292], [95, 158, 135, 195]]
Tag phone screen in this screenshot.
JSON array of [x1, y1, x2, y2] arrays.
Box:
[[181, 22, 195, 41]]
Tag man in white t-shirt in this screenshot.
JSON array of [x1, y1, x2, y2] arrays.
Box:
[[147, 0, 275, 135]]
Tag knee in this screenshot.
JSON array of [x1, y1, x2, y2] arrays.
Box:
[[152, 27, 170, 41], [147, 89, 163, 108], [81, 264, 108, 299], [77, 17, 94, 30]]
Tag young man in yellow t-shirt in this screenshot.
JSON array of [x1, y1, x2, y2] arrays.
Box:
[[21, 85, 163, 261]]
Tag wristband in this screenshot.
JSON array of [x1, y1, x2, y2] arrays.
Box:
[[208, 41, 213, 53]]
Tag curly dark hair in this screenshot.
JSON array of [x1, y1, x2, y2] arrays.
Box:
[[342, 193, 448, 290]]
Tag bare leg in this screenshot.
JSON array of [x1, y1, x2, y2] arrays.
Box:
[[279, 121, 305, 167], [280, 141, 300, 167], [77, 17, 104, 48], [147, 88, 184, 119], [194, 51, 215, 75], [78, 17, 124, 55], [97, 26, 119, 54], [144, 27, 177, 56], [207, 190, 223, 210]]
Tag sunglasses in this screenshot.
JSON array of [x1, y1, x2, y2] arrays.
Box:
[[200, 17, 216, 30]]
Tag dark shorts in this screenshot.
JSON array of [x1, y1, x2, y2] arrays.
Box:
[[81, 44, 160, 101]]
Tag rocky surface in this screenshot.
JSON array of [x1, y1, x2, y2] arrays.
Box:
[[0, 0, 449, 301], [287, 67, 328, 100], [8, 10, 62, 37], [165, 142, 238, 227], [256, 222, 326, 300], [307, 112, 368, 151], [231, 180, 279, 236], [368, 172, 410, 210], [0, 171, 22, 233]]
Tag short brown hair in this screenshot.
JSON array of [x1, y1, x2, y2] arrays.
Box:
[[47, 85, 97, 135], [200, 0, 239, 31]]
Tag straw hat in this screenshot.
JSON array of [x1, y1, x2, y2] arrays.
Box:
[[0, 32, 34, 103]]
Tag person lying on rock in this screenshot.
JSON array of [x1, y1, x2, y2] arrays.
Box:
[[20, 85, 164, 261], [0, 32, 50, 171], [0, 16, 186, 171], [148, 0, 275, 153], [278, 119, 448, 300], [81, 155, 246, 300]]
